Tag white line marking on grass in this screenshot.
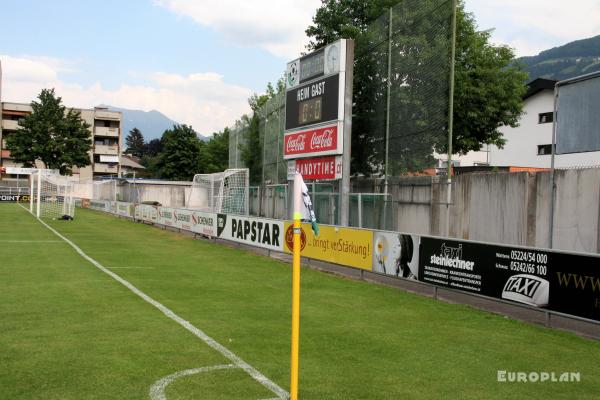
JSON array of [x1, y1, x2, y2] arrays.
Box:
[[0, 240, 62, 243], [19, 204, 289, 400], [149, 364, 238, 400]]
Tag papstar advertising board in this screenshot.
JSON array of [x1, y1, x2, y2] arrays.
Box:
[[216, 214, 284, 252], [372, 231, 419, 280], [283, 222, 373, 270]]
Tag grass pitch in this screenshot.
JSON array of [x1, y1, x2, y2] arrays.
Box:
[[1, 203, 599, 399]]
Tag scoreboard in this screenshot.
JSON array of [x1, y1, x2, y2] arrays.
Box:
[[285, 74, 340, 131], [284, 39, 354, 181]]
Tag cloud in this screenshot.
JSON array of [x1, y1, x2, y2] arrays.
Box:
[[0, 55, 252, 135], [154, 0, 321, 59], [466, 0, 600, 56]]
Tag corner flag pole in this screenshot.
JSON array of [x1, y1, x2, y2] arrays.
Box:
[[290, 173, 302, 400]]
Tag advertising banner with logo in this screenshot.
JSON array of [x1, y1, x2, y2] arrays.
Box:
[[372, 231, 419, 279], [157, 207, 180, 228], [116, 201, 133, 218], [216, 214, 283, 251], [89, 200, 110, 212], [190, 210, 217, 237], [135, 204, 159, 222], [287, 156, 342, 180], [173, 208, 193, 232], [283, 123, 342, 160], [418, 237, 600, 321], [0, 194, 30, 202], [542, 252, 600, 321], [283, 222, 373, 270]]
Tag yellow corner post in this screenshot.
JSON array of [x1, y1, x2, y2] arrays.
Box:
[[290, 174, 302, 400]]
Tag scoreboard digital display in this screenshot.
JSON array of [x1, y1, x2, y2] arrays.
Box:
[[299, 49, 325, 83], [285, 74, 339, 131], [299, 97, 322, 125]]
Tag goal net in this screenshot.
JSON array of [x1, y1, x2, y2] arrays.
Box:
[[29, 170, 75, 219], [187, 168, 249, 215], [92, 179, 117, 201]]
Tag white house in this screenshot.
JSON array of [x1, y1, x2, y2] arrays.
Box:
[[439, 77, 600, 170]]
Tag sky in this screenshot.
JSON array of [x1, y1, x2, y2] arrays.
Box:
[[1, 0, 599, 137]]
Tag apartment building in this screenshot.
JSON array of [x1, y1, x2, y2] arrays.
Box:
[[0, 102, 122, 181]]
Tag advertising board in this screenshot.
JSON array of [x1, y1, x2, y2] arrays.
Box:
[[157, 207, 179, 228], [287, 156, 342, 181], [190, 210, 217, 237], [372, 231, 419, 279], [284, 222, 373, 270], [116, 201, 133, 217], [419, 237, 600, 321], [0, 194, 30, 202], [283, 123, 343, 160], [135, 204, 158, 222], [216, 214, 283, 251]]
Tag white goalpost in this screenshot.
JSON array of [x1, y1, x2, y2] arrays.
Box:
[[29, 169, 76, 219], [92, 179, 117, 202], [186, 168, 249, 215]]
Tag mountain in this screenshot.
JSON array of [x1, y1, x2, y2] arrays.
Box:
[[518, 35, 600, 82], [103, 105, 207, 143]]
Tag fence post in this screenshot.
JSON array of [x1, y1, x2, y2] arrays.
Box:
[[358, 193, 363, 228]]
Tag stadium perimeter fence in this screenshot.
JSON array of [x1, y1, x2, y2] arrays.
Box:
[[228, 0, 453, 230], [228, 0, 453, 181]]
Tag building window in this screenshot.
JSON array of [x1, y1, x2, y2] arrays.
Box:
[[538, 112, 553, 124], [537, 144, 554, 155]]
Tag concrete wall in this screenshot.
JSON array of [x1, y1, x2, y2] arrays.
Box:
[[119, 183, 190, 207], [367, 167, 600, 253], [122, 169, 600, 254], [423, 169, 600, 253]]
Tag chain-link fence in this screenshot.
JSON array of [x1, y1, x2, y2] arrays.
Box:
[[356, 0, 453, 177], [228, 1, 453, 228], [228, 119, 249, 170], [230, 0, 453, 181], [258, 91, 287, 184]]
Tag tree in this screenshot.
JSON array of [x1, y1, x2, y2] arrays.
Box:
[[125, 127, 145, 157], [305, 0, 527, 174], [155, 124, 201, 180], [144, 138, 163, 157], [201, 128, 230, 173], [239, 91, 270, 185], [6, 88, 92, 175], [452, 9, 527, 153]]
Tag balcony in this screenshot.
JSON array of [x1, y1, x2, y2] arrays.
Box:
[[2, 119, 20, 130], [94, 144, 119, 155], [95, 126, 119, 137], [93, 163, 119, 174], [95, 111, 120, 120]]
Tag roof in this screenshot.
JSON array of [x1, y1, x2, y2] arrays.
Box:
[[523, 78, 557, 100], [120, 155, 145, 169]]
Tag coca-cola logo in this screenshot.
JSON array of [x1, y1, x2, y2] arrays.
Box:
[[310, 129, 334, 150], [286, 134, 306, 152]]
